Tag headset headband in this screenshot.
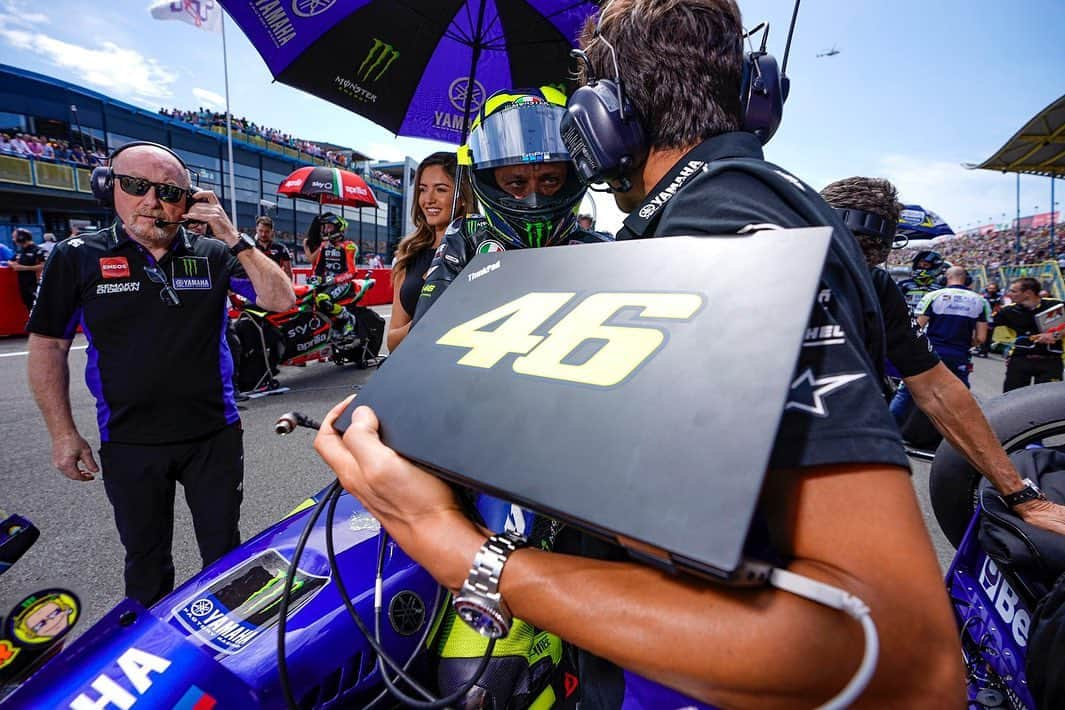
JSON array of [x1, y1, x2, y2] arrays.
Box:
[[834, 207, 897, 245], [90, 141, 192, 207]]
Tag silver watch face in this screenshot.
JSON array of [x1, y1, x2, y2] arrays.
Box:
[[454, 598, 508, 638]]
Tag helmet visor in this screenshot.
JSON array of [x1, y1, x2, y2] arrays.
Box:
[[467, 104, 571, 170]]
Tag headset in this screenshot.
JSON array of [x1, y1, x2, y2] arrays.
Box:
[[560, 1, 800, 190], [834, 207, 897, 248], [90, 141, 194, 207]]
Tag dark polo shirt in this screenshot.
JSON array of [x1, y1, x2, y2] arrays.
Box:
[[28, 223, 255, 444]]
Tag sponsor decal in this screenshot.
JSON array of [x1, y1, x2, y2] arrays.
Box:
[[296, 331, 330, 352], [171, 549, 326, 654], [433, 77, 486, 133], [0, 639, 19, 670], [979, 557, 1030, 647], [310, 180, 332, 190], [171, 256, 211, 290], [358, 39, 400, 82], [467, 260, 500, 283], [99, 257, 131, 279], [802, 324, 846, 347], [513, 95, 545, 106], [250, 0, 296, 48], [174, 685, 218, 710], [291, 0, 335, 18], [817, 288, 833, 304], [636, 160, 706, 220], [69, 647, 171, 710], [283, 178, 302, 188], [97, 282, 142, 295], [784, 369, 866, 417], [476, 240, 505, 254], [67, 238, 84, 248], [443, 254, 459, 265], [773, 170, 805, 191]]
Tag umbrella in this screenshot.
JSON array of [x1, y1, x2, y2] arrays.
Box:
[[278, 165, 378, 208], [897, 205, 954, 239], [220, 0, 599, 144]]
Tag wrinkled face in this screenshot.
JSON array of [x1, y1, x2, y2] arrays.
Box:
[[493, 162, 567, 199], [256, 223, 274, 243], [418, 164, 458, 231], [112, 146, 189, 247]]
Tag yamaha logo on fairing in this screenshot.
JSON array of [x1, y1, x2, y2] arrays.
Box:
[[636, 160, 706, 220], [388, 591, 425, 636]]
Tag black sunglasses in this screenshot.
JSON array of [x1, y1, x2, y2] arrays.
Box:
[[143, 264, 182, 307], [114, 174, 190, 204]]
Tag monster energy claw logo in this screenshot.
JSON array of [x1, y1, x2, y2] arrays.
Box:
[[172, 256, 211, 290], [523, 221, 552, 248], [358, 39, 400, 82], [178, 257, 198, 276]]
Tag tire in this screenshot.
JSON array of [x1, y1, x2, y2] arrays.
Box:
[[929, 381, 1065, 548]]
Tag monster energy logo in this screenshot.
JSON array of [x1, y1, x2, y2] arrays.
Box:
[[357, 39, 399, 82], [172, 256, 211, 290], [177, 257, 198, 276], [523, 221, 552, 248]]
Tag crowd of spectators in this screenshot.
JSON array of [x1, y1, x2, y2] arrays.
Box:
[[159, 107, 357, 166], [0, 131, 108, 167], [889, 221, 1065, 272]]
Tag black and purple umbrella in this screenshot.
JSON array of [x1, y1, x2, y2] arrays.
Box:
[[220, 0, 599, 144]]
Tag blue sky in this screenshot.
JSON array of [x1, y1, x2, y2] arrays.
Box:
[[0, 0, 1061, 235]]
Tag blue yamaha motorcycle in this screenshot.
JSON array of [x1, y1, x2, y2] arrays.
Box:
[[4, 383, 1064, 709]]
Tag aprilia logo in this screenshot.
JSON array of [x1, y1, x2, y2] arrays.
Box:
[[99, 257, 130, 279]]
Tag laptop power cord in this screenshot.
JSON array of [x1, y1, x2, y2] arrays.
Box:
[[768, 567, 879, 710]]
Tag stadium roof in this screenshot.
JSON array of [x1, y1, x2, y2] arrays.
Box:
[[967, 94, 1065, 177]]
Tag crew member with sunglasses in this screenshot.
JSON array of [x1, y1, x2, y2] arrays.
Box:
[[25, 142, 295, 607]]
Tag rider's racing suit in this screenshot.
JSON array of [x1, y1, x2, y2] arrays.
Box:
[[412, 215, 613, 326]]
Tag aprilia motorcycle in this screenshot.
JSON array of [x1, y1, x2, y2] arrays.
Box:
[[231, 272, 385, 394]]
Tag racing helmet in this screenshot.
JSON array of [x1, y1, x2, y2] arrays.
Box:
[[459, 87, 587, 248], [320, 212, 348, 241], [911, 250, 945, 287]]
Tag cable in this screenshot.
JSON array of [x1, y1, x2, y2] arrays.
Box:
[[323, 485, 497, 708], [768, 567, 879, 710]]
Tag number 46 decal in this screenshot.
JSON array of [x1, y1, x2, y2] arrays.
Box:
[[436, 292, 704, 387]]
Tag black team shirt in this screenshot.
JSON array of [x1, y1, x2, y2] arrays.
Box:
[[27, 224, 255, 444]]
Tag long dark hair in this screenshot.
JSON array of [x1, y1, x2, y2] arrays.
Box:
[[391, 152, 474, 284]]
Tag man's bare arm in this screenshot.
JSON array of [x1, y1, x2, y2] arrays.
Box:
[[318, 403, 964, 708], [905, 362, 1065, 534], [974, 321, 988, 346], [27, 334, 98, 481]]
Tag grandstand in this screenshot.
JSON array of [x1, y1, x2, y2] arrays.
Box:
[[0, 64, 415, 262]]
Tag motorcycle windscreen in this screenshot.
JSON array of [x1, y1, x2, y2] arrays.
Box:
[[340, 230, 833, 582]]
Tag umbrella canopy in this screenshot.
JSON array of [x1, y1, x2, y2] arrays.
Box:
[[897, 204, 954, 239], [278, 166, 378, 208], [220, 0, 599, 144]]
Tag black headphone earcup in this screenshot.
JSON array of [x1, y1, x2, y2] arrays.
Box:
[[561, 80, 647, 186], [740, 52, 784, 145], [91, 167, 114, 206]]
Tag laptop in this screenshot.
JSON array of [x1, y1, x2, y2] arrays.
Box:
[[337, 229, 833, 581], [1035, 302, 1064, 334]]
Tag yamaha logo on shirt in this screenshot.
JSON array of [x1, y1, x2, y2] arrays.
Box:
[[172, 256, 211, 290]]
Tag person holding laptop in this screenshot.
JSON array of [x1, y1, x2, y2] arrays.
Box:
[[315, 1, 963, 706], [996, 277, 1064, 391]]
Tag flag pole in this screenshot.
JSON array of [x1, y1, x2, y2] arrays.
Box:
[[221, 11, 238, 224]]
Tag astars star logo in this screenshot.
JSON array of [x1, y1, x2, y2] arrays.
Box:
[[784, 369, 866, 417]]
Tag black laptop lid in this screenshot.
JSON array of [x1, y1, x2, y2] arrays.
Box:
[[340, 229, 833, 579]]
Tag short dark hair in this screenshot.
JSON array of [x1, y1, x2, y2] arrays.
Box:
[[256, 215, 274, 228], [13, 228, 32, 243], [820, 177, 902, 268], [581, 0, 745, 151], [1011, 277, 1042, 295]]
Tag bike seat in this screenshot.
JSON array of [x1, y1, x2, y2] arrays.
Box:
[[978, 447, 1065, 595]]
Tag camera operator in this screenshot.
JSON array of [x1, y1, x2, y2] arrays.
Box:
[[26, 142, 294, 606]]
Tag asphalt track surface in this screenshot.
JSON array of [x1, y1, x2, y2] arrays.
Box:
[[0, 308, 1012, 643]]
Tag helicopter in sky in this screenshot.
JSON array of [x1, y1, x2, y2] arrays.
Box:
[[817, 45, 840, 58]]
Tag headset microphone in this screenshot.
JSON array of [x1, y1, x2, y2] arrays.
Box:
[[154, 218, 190, 228]]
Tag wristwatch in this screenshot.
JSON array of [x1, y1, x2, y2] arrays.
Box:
[[1002, 478, 1047, 508], [453, 530, 526, 638], [229, 232, 256, 257]]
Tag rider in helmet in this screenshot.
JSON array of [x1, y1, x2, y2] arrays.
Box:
[[896, 249, 946, 312], [411, 86, 611, 326], [306, 212, 362, 341]]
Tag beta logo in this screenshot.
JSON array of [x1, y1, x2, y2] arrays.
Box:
[[68, 647, 172, 710], [99, 257, 130, 279], [979, 556, 1030, 647]]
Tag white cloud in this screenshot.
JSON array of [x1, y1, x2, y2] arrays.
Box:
[[192, 87, 226, 110], [0, 0, 48, 25], [364, 141, 411, 162], [0, 19, 177, 101], [877, 154, 1045, 232]]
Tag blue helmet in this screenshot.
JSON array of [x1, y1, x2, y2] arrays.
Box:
[[911, 250, 945, 287]]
